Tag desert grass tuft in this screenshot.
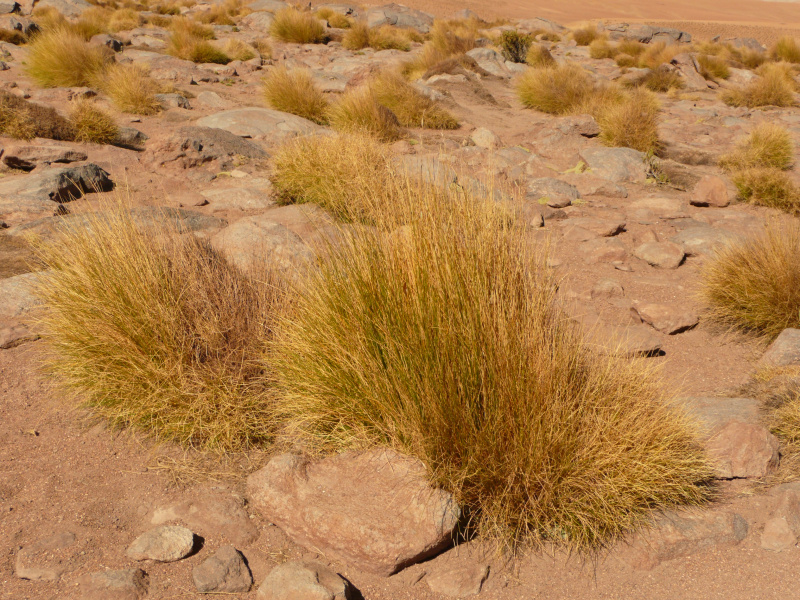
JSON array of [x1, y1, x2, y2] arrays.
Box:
[[270, 7, 326, 44], [732, 168, 800, 212], [571, 24, 599, 46], [31, 205, 284, 452], [526, 43, 555, 67], [328, 87, 402, 142], [626, 66, 685, 92], [0, 91, 75, 140], [167, 29, 231, 63], [429, 19, 477, 55], [720, 65, 796, 108], [315, 7, 350, 29], [771, 36, 800, 63], [637, 41, 683, 69], [342, 22, 413, 51], [262, 67, 329, 125], [697, 54, 731, 80], [0, 28, 27, 44], [26, 26, 110, 88], [596, 87, 660, 153], [516, 63, 595, 114], [499, 30, 532, 63], [99, 63, 162, 115], [223, 38, 257, 61], [69, 99, 119, 144], [370, 70, 458, 129], [589, 38, 617, 60], [272, 171, 713, 550], [700, 221, 800, 338], [719, 123, 794, 172]]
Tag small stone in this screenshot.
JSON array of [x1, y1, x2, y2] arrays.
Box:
[[582, 237, 628, 264], [193, 546, 252, 593], [15, 531, 77, 581], [670, 226, 735, 257], [470, 127, 500, 149], [706, 421, 780, 479], [256, 560, 349, 600], [565, 217, 625, 237], [760, 328, 800, 368], [426, 562, 490, 597], [126, 525, 195, 562], [527, 177, 580, 208], [691, 175, 730, 207], [631, 302, 698, 334], [761, 517, 796, 552], [591, 278, 624, 299], [633, 241, 685, 269], [78, 568, 149, 600]]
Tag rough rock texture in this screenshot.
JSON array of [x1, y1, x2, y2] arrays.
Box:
[[2, 143, 88, 171], [14, 531, 77, 581], [0, 322, 38, 349], [633, 241, 685, 269], [247, 449, 461, 576], [760, 329, 800, 368], [195, 108, 325, 140], [671, 226, 736, 256], [706, 421, 780, 479], [150, 125, 268, 169], [192, 546, 252, 593], [78, 568, 149, 600], [760, 517, 796, 552], [691, 175, 730, 207], [631, 302, 699, 334], [257, 560, 350, 600], [210, 216, 313, 273], [527, 177, 580, 208], [674, 396, 761, 437], [126, 525, 195, 562], [426, 562, 490, 597], [365, 3, 433, 32], [579, 147, 648, 183], [0, 272, 40, 320]]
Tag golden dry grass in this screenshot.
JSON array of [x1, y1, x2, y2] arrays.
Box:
[[271, 163, 713, 549], [167, 29, 231, 64], [526, 43, 555, 67], [700, 221, 800, 338], [571, 25, 599, 46], [270, 7, 326, 44], [637, 41, 683, 69], [720, 65, 796, 108], [719, 123, 795, 172], [516, 63, 595, 114], [69, 99, 119, 144], [0, 28, 26, 44], [315, 7, 350, 29], [589, 38, 617, 60], [771, 36, 800, 63], [732, 168, 800, 212], [499, 30, 532, 63], [99, 63, 162, 115], [328, 86, 402, 142], [223, 39, 257, 61], [342, 22, 414, 51], [0, 91, 75, 141], [697, 54, 731, 80], [31, 205, 283, 452], [262, 67, 329, 125], [370, 70, 458, 129], [26, 26, 110, 88], [596, 87, 660, 153], [429, 19, 477, 55], [627, 66, 685, 93]]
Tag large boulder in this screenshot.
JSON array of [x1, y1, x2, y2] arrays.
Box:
[[149, 126, 268, 170], [599, 23, 691, 44], [195, 108, 326, 140], [578, 147, 649, 183], [365, 3, 433, 33], [247, 449, 461, 576]]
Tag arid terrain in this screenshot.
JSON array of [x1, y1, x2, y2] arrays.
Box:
[[1, 0, 800, 599]]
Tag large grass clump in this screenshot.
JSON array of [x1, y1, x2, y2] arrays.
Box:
[[263, 67, 329, 125], [720, 64, 796, 108], [596, 87, 660, 153], [328, 86, 402, 142], [272, 171, 713, 549], [342, 22, 414, 51], [32, 206, 283, 451], [700, 222, 800, 338], [26, 26, 110, 87], [270, 7, 326, 44], [100, 64, 162, 115], [516, 63, 595, 115], [69, 99, 119, 144], [370, 70, 458, 129], [571, 25, 599, 46], [771, 36, 800, 63], [720, 123, 795, 172], [167, 29, 231, 64], [732, 169, 800, 212], [0, 91, 75, 140]]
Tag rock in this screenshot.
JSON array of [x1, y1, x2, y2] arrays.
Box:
[[671, 53, 711, 91], [196, 108, 325, 141], [600, 22, 691, 44], [114, 126, 148, 149], [465, 47, 509, 77], [563, 216, 624, 237], [761, 517, 796, 552], [631, 302, 698, 334], [0, 14, 37, 35], [0, 272, 40, 320], [151, 125, 267, 169], [581, 237, 627, 263], [527, 177, 580, 208], [257, 560, 350, 600], [126, 525, 195, 562], [15, 531, 77, 581], [89, 33, 122, 52], [0, 0, 18, 14], [579, 147, 648, 183], [0, 323, 39, 349], [691, 175, 730, 207], [556, 114, 600, 137], [193, 546, 252, 593], [211, 216, 313, 274], [3, 143, 88, 171], [151, 492, 258, 547], [674, 397, 761, 438], [591, 278, 624, 299], [727, 37, 764, 51], [247, 0, 288, 12], [670, 226, 736, 257], [33, 0, 92, 17], [200, 187, 275, 211], [627, 197, 687, 221], [628, 510, 747, 569], [426, 562, 490, 597], [516, 17, 566, 33], [241, 10, 275, 31], [247, 449, 461, 576], [78, 569, 149, 600], [155, 92, 191, 109], [760, 329, 800, 368], [633, 241, 685, 269], [470, 127, 500, 149], [706, 421, 780, 479], [365, 3, 433, 33], [195, 91, 229, 109]]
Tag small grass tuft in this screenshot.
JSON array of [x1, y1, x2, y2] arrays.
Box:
[[26, 26, 110, 88], [370, 70, 458, 129], [625, 65, 685, 92], [99, 63, 162, 115], [328, 86, 402, 142], [270, 7, 326, 44], [69, 99, 119, 144], [697, 54, 731, 80], [589, 38, 617, 60], [720, 65, 796, 108], [223, 38, 257, 61], [0, 91, 75, 140], [771, 36, 800, 63], [0, 28, 27, 44], [732, 168, 800, 212], [262, 67, 329, 125], [571, 25, 599, 46], [596, 87, 660, 153], [516, 63, 595, 114], [168, 29, 231, 63], [719, 123, 794, 172], [526, 43, 555, 67]]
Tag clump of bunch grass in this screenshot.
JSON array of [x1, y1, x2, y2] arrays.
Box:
[[697, 54, 731, 80], [171, 16, 215, 40], [720, 64, 796, 108], [342, 22, 412, 51], [69, 99, 119, 144], [626, 65, 685, 92], [99, 63, 162, 115], [771, 36, 800, 63], [720, 123, 795, 172], [526, 43, 555, 67], [328, 87, 402, 142], [499, 30, 532, 63], [0, 91, 75, 140], [32, 205, 283, 452], [596, 87, 660, 153], [370, 70, 458, 129], [167, 29, 231, 63], [589, 38, 617, 60], [223, 38, 257, 61], [571, 24, 598, 46], [195, 0, 248, 25], [700, 221, 800, 338], [252, 37, 273, 59], [26, 26, 110, 88], [516, 63, 595, 114], [315, 7, 350, 29], [263, 67, 329, 125], [429, 19, 477, 55], [270, 7, 326, 44], [0, 28, 27, 44], [270, 132, 393, 221], [272, 170, 713, 550], [732, 169, 800, 212], [637, 41, 683, 69]]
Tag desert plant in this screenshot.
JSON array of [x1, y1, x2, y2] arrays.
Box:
[[252, 37, 273, 59], [343, 22, 414, 51], [499, 30, 532, 63], [270, 7, 326, 44], [0, 91, 75, 140], [719, 66, 796, 108], [69, 99, 119, 144], [168, 29, 231, 63], [719, 123, 794, 171], [99, 63, 161, 115], [315, 7, 350, 29], [589, 38, 617, 60], [0, 27, 27, 44], [571, 25, 598, 46], [370, 70, 458, 129], [194, 0, 248, 25], [429, 19, 477, 55], [618, 39, 646, 57], [26, 26, 110, 88], [700, 221, 800, 337], [516, 63, 595, 114], [223, 38, 257, 61], [771, 36, 800, 63], [341, 20, 370, 49], [625, 65, 685, 92], [270, 132, 393, 221], [615, 53, 637, 68], [108, 8, 140, 31], [401, 44, 452, 80], [272, 171, 713, 549], [328, 87, 402, 142], [596, 87, 660, 152], [732, 168, 800, 212], [32, 205, 283, 452], [30, 5, 68, 31], [737, 47, 767, 70], [263, 67, 329, 125], [638, 41, 683, 69], [526, 43, 555, 67], [171, 16, 215, 39], [697, 54, 731, 80]]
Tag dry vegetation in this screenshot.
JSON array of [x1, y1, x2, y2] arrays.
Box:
[[571, 25, 599, 46], [0, 91, 75, 141], [342, 22, 415, 51], [328, 86, 402, 142], [771, 36, 800, 64], [370, 70, 458, 129], [69, 99, 119, 144], [263, 67, 329, 125], [526, 43, 555, 67], [720, 63, 797, 108], [100, 64, 162, 115], [401, 19, 476, 79], [270, 7, 326, 44], [26, 26, 110, 88]]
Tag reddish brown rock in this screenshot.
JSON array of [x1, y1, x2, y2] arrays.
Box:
[[246, 449, 461, 576], [78, 568, 149, 600], [760, 517, 796, 552], [631, 302, 699, 334], [633, 241, 685, 269], [691, 175, 730, 207], [706, 421, 780, 479], [759, 328, 800, 368], [257, 560, 349, 600]]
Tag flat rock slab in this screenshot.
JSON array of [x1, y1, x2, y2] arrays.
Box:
[[631, 301, 698, 334], [257, 560, 349, 600], [193, 546, 252, 593], [579, 147, 648, 183], [15, 531, 77, 581], [3, 143, 88, 171], [674, 397, 761, 438], [563, 216, 625, 237], [760, 328, 800, 368], [426, 562, 490, 597], [151, 492, 258, 547], [527, 177, 579, 208], [706, 421, 780, 479], [200, 187, 275, 212], [247, 449, 461, 576], [670, 226, 736, 257], [151, 125, 268, 169], [78, 568, 149, 600], [691, 175, 730, 207], [0, 272, 41, 320], [195, 108, 325, 140], [761, 517, 796, 552], [633, 241, 685, 269], [126, 525, 195, 562]]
